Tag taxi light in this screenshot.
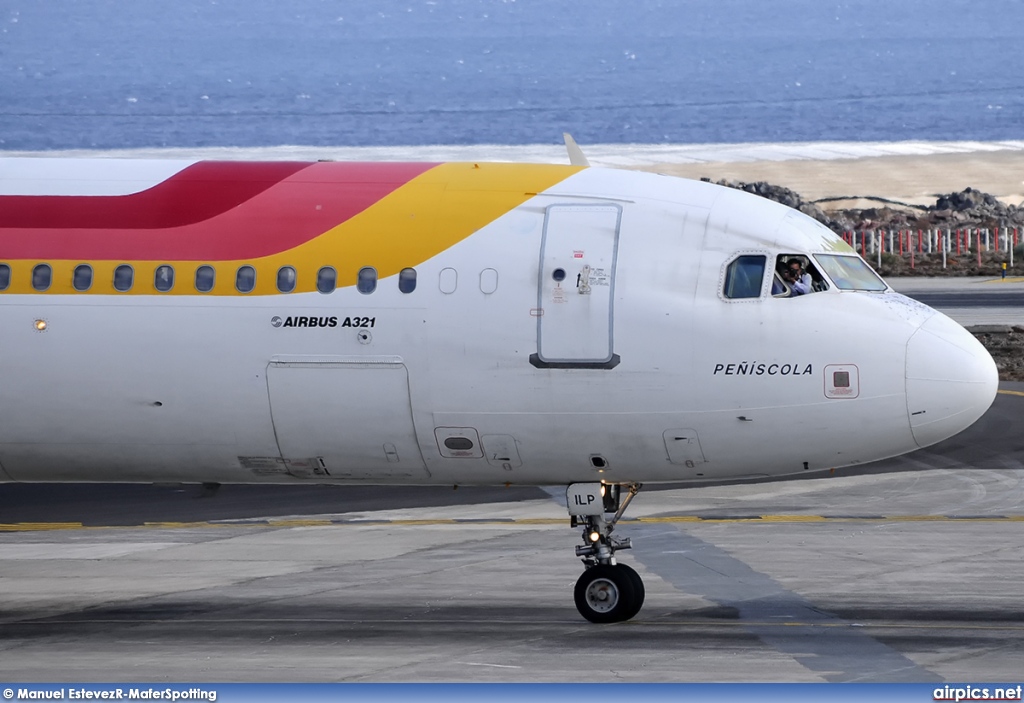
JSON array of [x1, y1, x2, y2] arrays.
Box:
[[589, 531, 601, 542]]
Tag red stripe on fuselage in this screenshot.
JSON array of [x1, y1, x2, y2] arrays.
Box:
[[0, 161, 311, 229], [0, 161, 438, 261]]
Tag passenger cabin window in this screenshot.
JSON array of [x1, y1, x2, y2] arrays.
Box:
[[813, 254, 887, 291], [195, 265, 215, 293], [154, 265, 174, 292], [479, 268, 499, 294], [236, 265, 256, 293], [0, 264, 10, 291], [113, 265, 134, 292], [398, 267, 416, 294], [439, 267, 457, 294], [32, 264, 52, 291], [357, 267, 377, 294], [317, 266, 337, 294], [73, 264, 93, 291], [773, 255, 828, 298], [277, 266, 296, 293], [723, 255, 765, 299]]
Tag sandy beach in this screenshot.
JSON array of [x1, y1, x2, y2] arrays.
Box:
[[636, 149, 1024, 209]]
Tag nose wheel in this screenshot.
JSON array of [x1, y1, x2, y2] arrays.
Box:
[[574, 562, 645, 623], [567, 482, 645, 623]]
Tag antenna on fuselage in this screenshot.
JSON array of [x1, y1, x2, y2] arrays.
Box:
[[563, 132, 591, 167]]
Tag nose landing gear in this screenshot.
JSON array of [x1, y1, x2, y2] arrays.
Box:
[[567, 482, 644, 623]]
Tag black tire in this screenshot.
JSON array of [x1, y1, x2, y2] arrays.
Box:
[[574, 564, 637, 623], [615, 563, 645, 620]]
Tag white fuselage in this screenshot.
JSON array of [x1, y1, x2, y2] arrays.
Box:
[[0, 163, 998, 485]]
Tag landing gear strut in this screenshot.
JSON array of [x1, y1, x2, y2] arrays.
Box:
[[566, 482, 644, 623]]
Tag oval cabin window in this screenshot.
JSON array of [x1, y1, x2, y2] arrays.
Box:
[[398, 267, 417, 294], [317, 267, 336, 294], [236, 265, 256, 293], [480, 268, 498, 294], [113, 265, 134, 292], [195, 265, 215, 293], [154, 265, 174, 292], [357, 267, 377, 294], [277, 266, 296, 293], [32, 264, 52, 292], [73, 264, 93, 292], [439, 267, 457, 294], [0, 264, 11, 291]]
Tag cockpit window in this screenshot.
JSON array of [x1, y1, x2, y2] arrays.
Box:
[[723, 255, 766, 299], [773, 255, 828, 297], [813, 254, 887, 291], [771, 271, 790, 298]]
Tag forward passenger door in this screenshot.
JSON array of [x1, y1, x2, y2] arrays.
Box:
[[532, 204, 621, 368]]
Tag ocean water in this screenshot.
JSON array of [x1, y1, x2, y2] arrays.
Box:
[[1, 0, 1023, 151]]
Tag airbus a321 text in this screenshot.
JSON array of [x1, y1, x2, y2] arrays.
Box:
[[0, 152, 997, 622]]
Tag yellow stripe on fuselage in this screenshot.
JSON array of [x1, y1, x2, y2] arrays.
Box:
[[2, 162, 583, 296]]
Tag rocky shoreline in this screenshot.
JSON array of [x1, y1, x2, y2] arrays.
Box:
[[967, 326, 1024, 381], [716, 179, 1024, 277]]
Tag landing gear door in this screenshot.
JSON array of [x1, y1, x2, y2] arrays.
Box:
[[534, 204, 621, 367]]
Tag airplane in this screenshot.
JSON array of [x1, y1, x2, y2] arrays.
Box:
[[0, 149, 998, 623]]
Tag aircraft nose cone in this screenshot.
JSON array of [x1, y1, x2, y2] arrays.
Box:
[[906, 313, 998, 448]]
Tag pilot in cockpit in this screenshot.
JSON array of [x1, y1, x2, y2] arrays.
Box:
[[773, 255, 826, 298], [783, 258, 812, 295]]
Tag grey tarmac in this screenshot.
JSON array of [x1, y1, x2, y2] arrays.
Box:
[[889, 276, 1024, 326], [1, 386, 1023, 682]]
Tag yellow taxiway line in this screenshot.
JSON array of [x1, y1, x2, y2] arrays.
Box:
[[2, 515, 1024, 532], [982, 276, 1024, 283]]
